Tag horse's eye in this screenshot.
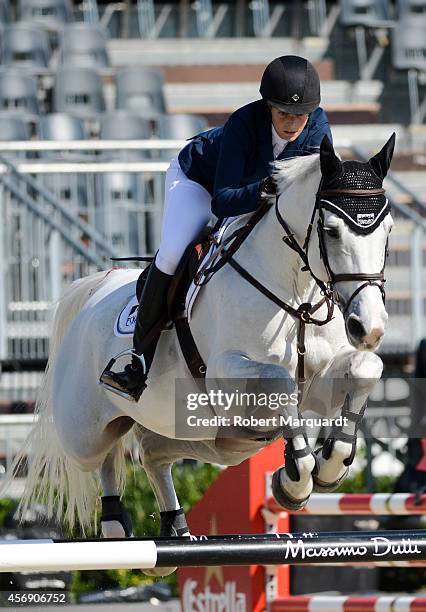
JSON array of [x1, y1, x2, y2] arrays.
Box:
[[324, 227, 339, 239]]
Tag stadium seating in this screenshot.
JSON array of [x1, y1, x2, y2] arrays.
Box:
[[339, 0, 392, 25], [397, 0, 426, 18], [53, 66, 106, 119], [39, 113, 89, 214], [392, 16, 426, 123], [157, 113, 208, 140], [58, 23, 110, 69], [115, 67, 167, 117], [18, 0, 73, 29], [0, 116, 30, 140], [100, 111, 152, 153], [156, 112, 208, 159], [0, 70, 40, 120], [392, 16, 426, 72], [0, 23, 51, 69], [38, 112, 87, 141], [98, 111, 154, 254]]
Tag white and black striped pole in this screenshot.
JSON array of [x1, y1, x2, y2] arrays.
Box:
[[0, 529, 426, 572]]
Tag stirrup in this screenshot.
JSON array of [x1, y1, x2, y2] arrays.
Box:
[[99, 349, 147, 401]]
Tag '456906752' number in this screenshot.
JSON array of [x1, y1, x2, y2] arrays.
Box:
[[7, 592, 68, 605]]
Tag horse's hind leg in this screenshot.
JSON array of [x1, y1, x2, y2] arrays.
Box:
[[99, 416, 134, 538]]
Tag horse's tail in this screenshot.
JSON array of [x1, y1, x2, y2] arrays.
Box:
[[1, 270, 117, 534]]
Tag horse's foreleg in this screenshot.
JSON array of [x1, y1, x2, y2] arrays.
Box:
[[208, 351, 317, 511], [272, 434, 318, 510], [312, 351, 382, 491]]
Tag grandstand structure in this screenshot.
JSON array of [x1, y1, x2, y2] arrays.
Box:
[[0, 0, 424, 476]]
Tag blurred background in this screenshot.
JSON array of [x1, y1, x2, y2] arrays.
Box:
[[0, 0, 424, 605]]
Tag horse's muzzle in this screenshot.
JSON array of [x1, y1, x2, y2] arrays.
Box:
[[346, 314, 384, 351]]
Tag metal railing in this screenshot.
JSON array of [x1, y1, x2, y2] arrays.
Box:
[[97, 0, 328, 39], [0, 140, 180, 362]]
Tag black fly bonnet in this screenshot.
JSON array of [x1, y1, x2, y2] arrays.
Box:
[[319, 160, 390, 235]]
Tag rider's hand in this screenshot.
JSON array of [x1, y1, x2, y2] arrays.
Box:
[[259, 176, 277, 199]]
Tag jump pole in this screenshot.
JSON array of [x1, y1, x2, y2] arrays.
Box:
[[266, 493, 426, 515], [1, 530, 426, 573], [271, 595, 426, 612]]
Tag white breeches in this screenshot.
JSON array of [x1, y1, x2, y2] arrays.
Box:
[[156, 158, 214, 275]]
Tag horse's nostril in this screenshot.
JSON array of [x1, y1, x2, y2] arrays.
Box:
[[347, 315, 366, 339]]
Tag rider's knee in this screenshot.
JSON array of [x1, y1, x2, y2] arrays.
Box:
[[155, 250, 180, 276]]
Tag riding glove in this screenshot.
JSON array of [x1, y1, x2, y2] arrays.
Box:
[[259, 176, 277, 199]]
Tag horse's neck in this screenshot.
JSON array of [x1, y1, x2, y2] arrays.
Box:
[[239, 184, 319, 304]]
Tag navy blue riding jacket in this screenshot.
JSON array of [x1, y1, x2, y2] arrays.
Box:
[[178, 99, 332, 219]]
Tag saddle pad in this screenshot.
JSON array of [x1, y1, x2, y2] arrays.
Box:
[[185, 215, 248, 321], [114, 215, 249, 336], [114, 295, 139, 337]]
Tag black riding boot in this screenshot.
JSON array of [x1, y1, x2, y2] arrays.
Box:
[[100, 262, 173, 401]]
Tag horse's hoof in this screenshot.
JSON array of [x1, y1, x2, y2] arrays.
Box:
[[271, 467, 310, 512], [312, 468, 349, 492], [143, 567, 177, 577], [100, 496, 133, 538], [312, 448, 350, 493], [101, 521, 134, 539]]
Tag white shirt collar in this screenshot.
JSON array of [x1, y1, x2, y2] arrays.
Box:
[[272, 123, 289, 159]]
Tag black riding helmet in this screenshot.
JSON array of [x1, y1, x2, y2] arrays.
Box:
[[260, 55, 321, 115]]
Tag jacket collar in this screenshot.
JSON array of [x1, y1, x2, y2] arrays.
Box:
[[258, 101, 274, 173]]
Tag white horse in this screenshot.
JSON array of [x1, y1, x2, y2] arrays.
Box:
[[3, 136, 395, 567]]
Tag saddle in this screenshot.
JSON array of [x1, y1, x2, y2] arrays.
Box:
[[136, 226, 213, 319]]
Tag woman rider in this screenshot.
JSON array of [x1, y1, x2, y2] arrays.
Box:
[[100, 55, 333, 401]]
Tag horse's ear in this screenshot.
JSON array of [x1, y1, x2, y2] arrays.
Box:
[[368, 132, 396, 180], [320, 135, 342, 180]]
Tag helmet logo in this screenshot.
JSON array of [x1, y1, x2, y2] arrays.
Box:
[[292, 93, 300, 102]]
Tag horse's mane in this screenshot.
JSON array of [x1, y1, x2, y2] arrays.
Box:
[[272, 153, 320, 195]]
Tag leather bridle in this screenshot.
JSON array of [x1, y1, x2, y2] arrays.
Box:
[[276, 184, 388, 315]]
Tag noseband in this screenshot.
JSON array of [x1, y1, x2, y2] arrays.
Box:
[[276, 185, 388, 315]]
